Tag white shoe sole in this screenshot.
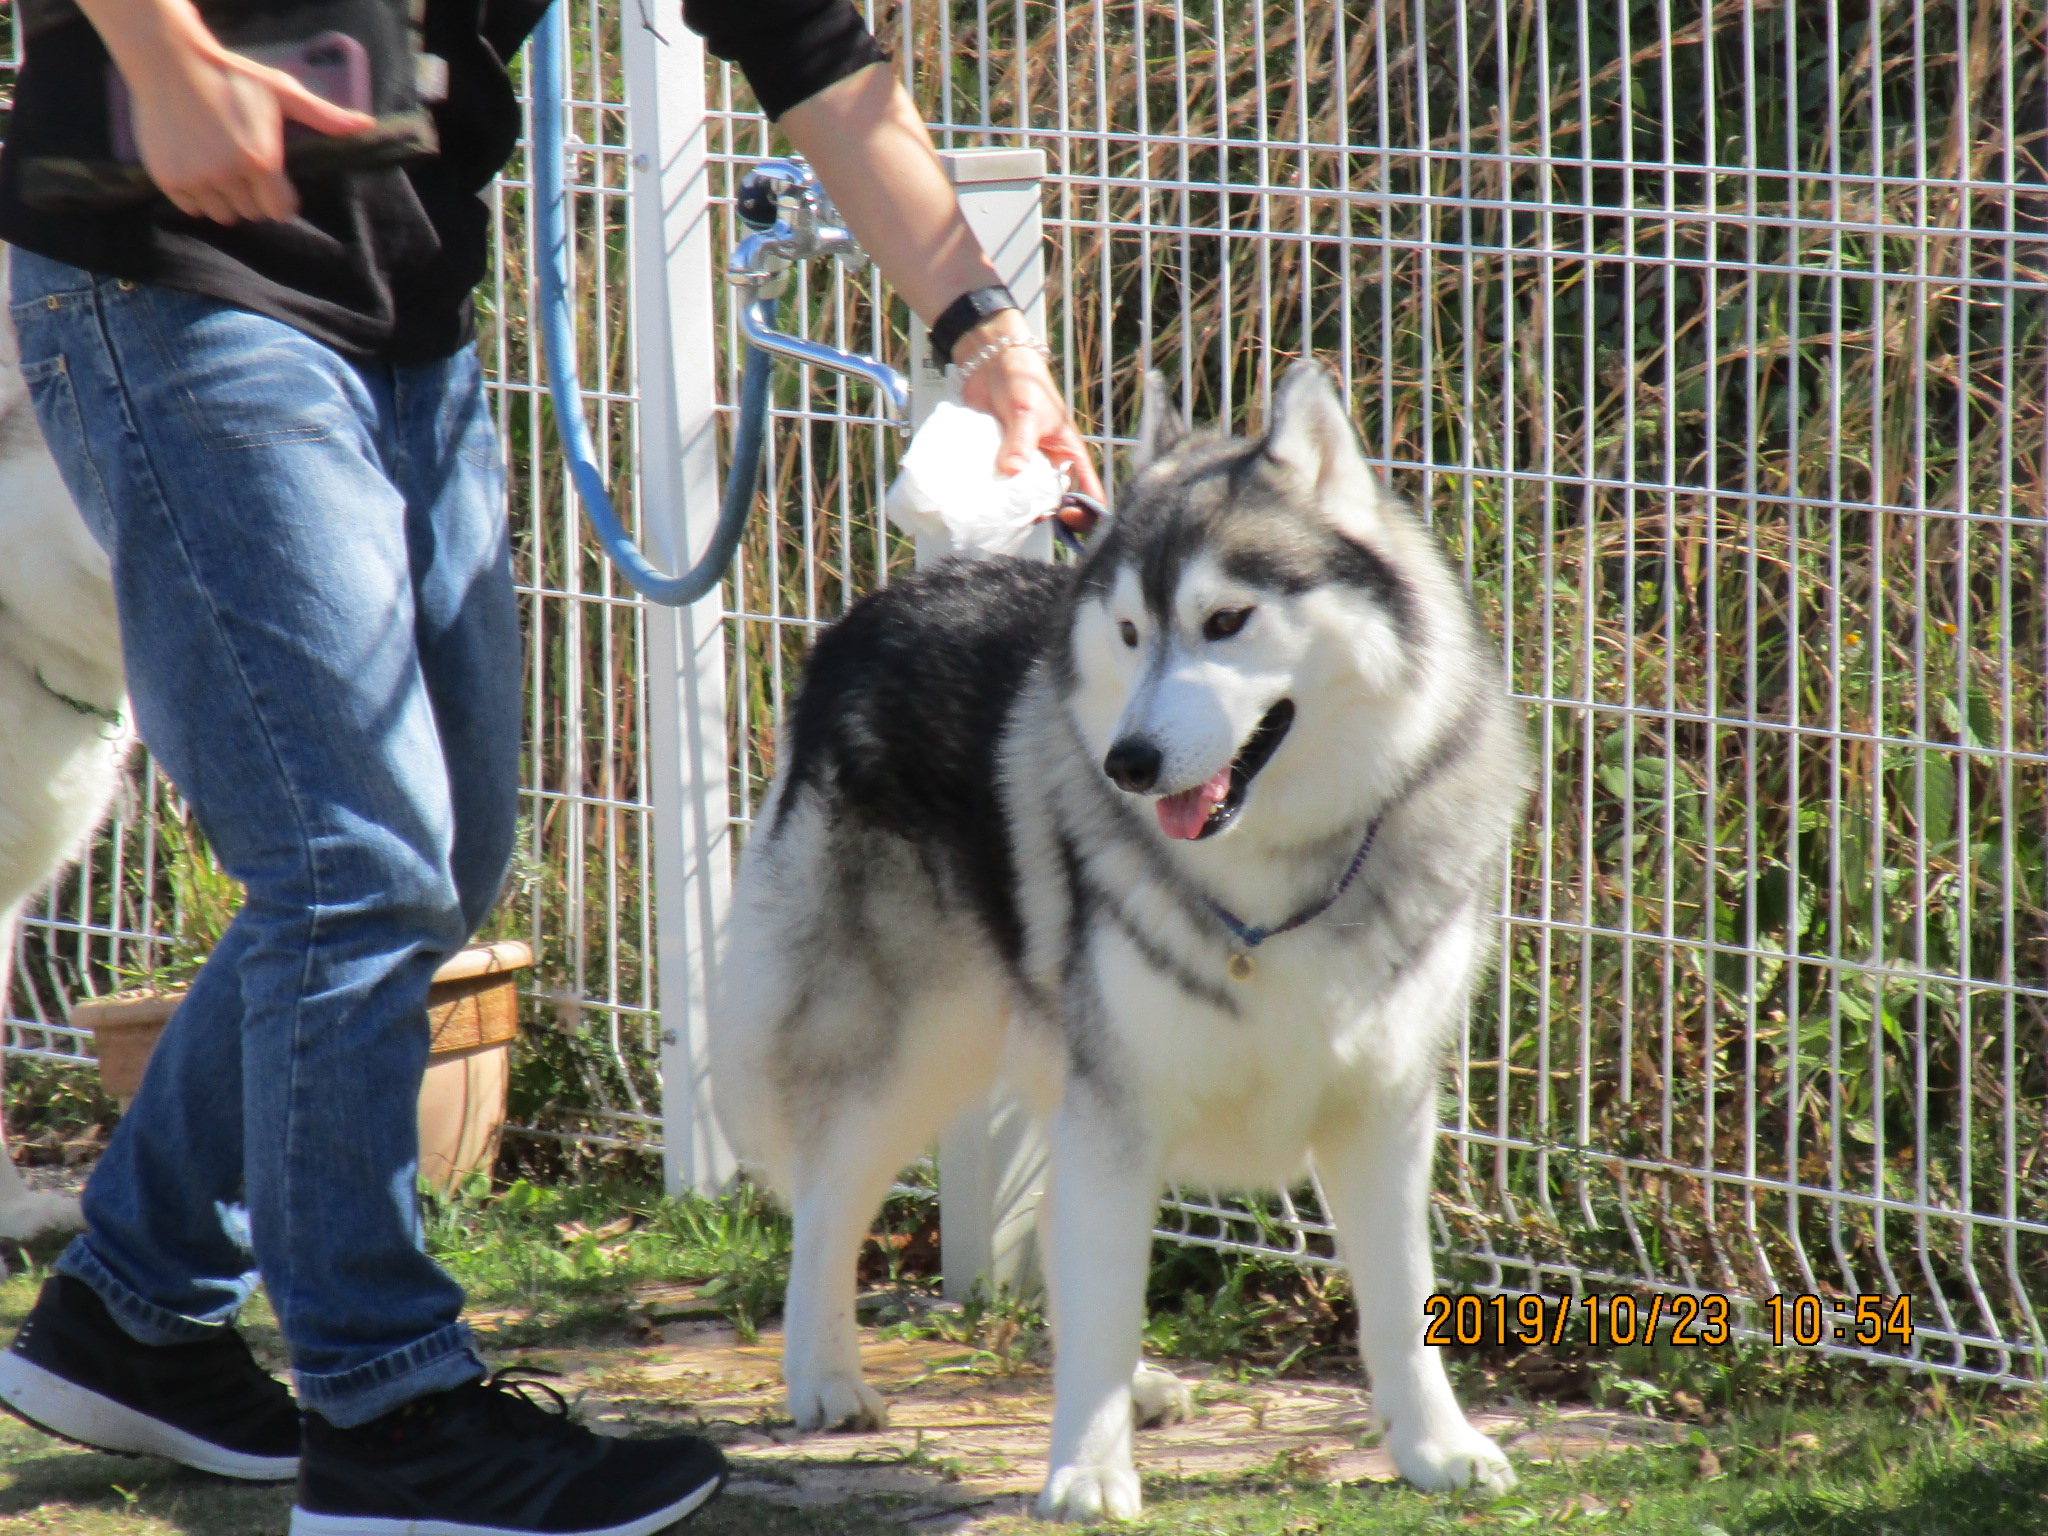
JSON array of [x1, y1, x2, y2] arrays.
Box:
[[0, 1349, 299, 1480], [288, 1473, 724, 1536]]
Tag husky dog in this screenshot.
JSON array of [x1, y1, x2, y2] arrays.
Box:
[[714, 361, 1531, 1521], [0, 245, 129, 1247]]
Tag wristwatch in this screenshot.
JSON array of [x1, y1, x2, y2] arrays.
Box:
[[928, 285, 1020, 367]]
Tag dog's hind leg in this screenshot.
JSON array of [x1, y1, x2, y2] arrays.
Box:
[[1315, 1085, 1515, 1496], [1128, 1362, 1193, 1428], [781, 1121, 909, 1433], [781, 981, 1005, 1434]]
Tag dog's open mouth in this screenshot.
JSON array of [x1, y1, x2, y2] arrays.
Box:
[[1155, 700, 1296, 841]]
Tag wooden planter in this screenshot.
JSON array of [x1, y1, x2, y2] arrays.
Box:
[[73, 940, 533, 1196]]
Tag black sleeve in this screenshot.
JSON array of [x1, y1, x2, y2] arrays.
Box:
[[682, 0, 888, 121], [481, 0, 554, 64]]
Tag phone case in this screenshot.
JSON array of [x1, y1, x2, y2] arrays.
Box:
[[20, 0, 439, 211]]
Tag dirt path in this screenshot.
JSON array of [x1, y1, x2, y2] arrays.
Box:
[[485, 1287, 1673, 1532]]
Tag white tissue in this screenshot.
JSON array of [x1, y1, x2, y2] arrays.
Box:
[[884, 400, 1066, 560]]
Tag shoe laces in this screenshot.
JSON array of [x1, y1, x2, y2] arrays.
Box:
[[477, 1367, 572, 1422], [352, 1368, 575, 1451], [465, 1367, 602, 1451]]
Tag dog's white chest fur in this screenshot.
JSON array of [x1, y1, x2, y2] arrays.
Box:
[[1086, 885, 1478, 1187]]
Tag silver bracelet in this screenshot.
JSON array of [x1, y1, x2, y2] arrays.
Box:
[[951, 334, 1052, 386]]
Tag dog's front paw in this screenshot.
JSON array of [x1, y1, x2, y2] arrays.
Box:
[[1129, 1363, 1193, 1429], [0, 1192, 82, 1243], [785, 1371, 888, 1432], [1037, 1462, 1143, 1523], [1390, 1424, 1516, 1495]]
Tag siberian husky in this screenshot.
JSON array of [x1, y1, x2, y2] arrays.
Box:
[[714, 362, 1533, 1521], [0, 245, 129, 1248]]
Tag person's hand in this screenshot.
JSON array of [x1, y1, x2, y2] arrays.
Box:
[[127, 46, 375, 224], [775, 67, 1106, 528], [954, 314, 1107, 526]]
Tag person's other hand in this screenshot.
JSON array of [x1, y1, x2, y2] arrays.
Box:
[[955, 315, 1106, 523], [128, 48, 375, 224]]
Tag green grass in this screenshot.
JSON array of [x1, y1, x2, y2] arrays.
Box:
[[0, 1408, 905, 1535], [0, 1322, 2042, 1536], [420, 1176, 796, 1346], [0, 1186, 2046, 1532], [993, 1397, 2048, 1535]]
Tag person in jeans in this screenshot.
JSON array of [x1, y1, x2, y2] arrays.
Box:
[[0, 0, 1102, 1527]]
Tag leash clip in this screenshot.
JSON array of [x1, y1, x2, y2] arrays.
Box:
[[1052, 491, 1107, 554]]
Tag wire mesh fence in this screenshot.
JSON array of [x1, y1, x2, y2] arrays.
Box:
[[717, 0, 2048, 1385], [5, 0, 2045, 1384]]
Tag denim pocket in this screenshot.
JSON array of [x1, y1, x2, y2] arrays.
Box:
[[117, 286, 339, 453], [7, 284, 95, 329], [16, 355, 120, 556], [459, 416, 504, 475], [173, 349, 340, 453]]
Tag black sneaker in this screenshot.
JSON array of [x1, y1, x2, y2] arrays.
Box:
[[291, 1369, 727, 1536], [0, 1272, 299, 1479]]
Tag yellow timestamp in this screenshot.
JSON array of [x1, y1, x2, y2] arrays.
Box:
[[1423, 1291, 1731, 1348], [1422, 1291, 1916, 1349], [1763, 1292, 1913, 1347]]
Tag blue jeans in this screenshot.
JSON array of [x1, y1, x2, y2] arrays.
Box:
[[8, 251, 520, 1427]]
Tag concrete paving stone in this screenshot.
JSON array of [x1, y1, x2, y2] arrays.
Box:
[[506, 1298, 1658, 1523]]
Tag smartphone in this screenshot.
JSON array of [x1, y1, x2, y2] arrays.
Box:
[[22, 2, 436, 210], [107, 31, 373, 163]]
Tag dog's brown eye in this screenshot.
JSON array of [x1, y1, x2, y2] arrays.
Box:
[[1203, 607, 1254, 641], [1118, 620, 1139, 648]]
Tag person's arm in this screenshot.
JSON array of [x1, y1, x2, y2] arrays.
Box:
[[779, 64, 1106, 504], [70, 0, 375, 225]]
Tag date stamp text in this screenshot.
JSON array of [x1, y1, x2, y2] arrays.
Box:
[[1422, 1292, 1914, 1349]]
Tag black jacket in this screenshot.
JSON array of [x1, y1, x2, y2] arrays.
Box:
[[0, 0, 885, 361]]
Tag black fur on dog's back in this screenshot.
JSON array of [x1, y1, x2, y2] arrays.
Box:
[[775, 556, 1071, 965]]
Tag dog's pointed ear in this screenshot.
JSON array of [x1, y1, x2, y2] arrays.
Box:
[[1261, 361, 1371, 499], [1131, 370, 1187, 473]]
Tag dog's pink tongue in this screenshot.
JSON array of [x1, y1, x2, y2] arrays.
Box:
[[1156, 766, 1232, 840]]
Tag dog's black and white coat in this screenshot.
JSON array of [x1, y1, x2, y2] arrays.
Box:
[[0, 246, 127, 1249], [714, 363, 1533, 1520]]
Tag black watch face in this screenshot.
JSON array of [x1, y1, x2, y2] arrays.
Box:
[[933, 287, 1015, 363]]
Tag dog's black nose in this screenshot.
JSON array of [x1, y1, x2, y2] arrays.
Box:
[[1103, 738, 1163, 794]]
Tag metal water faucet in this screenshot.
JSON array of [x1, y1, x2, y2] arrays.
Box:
[[727, 158, 910, 426]]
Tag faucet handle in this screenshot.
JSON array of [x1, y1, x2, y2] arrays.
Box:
[[800, 182, 875, 277], [733, 157, 874, 272], [735, 158, 808, 235]]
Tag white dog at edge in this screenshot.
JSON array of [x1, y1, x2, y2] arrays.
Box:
[[0, 244, 131, 1248], [714, 364, 1533, 1520]]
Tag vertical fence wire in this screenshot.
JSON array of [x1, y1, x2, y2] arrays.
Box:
[[705, 0, 2048, 1384]]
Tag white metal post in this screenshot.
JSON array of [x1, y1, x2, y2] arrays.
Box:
[[916, 148, 1052, 1299], [625, 8, 737, 1195]]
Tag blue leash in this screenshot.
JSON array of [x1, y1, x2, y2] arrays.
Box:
[[531, 1, 771, 607], [537, 3, 1101, 599]]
